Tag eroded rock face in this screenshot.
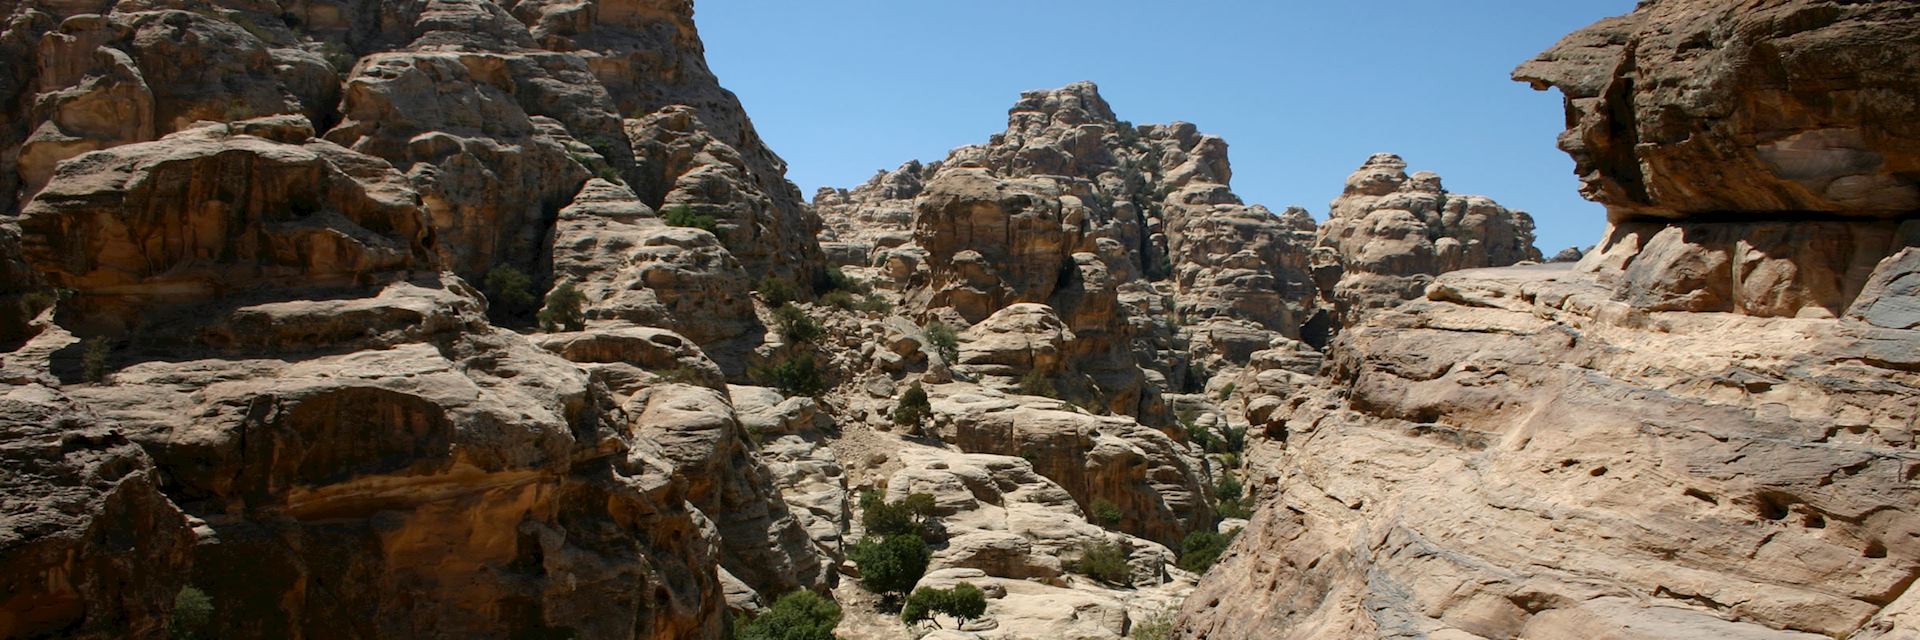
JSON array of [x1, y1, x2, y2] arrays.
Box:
[[1315, 153, 1542, 325], [1515, 0, 1920, 318], [818, 81, 1324, 418], [0, 3, 838, 636], [1513, 1, 1920, 219], [17, 117, 434, 335], [548, 179, 762, 359], [928, 385, 1212, 548], [1178, 265, 1920, 639], [0, 384, 192, 640], [1181, 2, 1920, 638]]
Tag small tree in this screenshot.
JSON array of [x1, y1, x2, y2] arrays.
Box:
[[169, 585, 213, 640], [1215, 473, 1251, 519], [1132, 606, 1178, 640], [924, 321, 959, 364], [733, 590, 841, 640], [847, 534, 930, 601], [901, 582, 987, 629], [483, 265, 537, 320], [1089, 498, 1122, 528], [663, 204, 719, 234], [820, 267, 870, 295], [1177, 529, 1239, 574], [860, 491, 937, 539], [80, 338, 109, 383], [1018, 370, 1056, 398], [892, 383, 932, 428], [1067, 541, 1131, 585], [773, 303, 823, 344], [538, 282, 587, 332], [752, 355, 825, 397], [758, 276, 799, 307]]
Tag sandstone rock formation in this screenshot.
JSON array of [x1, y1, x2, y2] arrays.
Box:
[[816, 81, 1325, 414], [0, 384, 192, 640], [1315, 153, 1542, 326], [1514, 0, 1920, 319], [0, 1, 830, 637], [1179, 2, 1920, 639]]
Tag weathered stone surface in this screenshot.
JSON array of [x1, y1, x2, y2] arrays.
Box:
[[1516, 0, 1920, 318], [1514, 0, 1920, 219], [16, 118, 433, 334], [548, 178, 761, 357], [927, 385, 1211, 547], [0, 3, 850, 631], [1315, 153, 1542, 325], [624, 383, 829, 602], [0, 383, 192, 640], [1178, 265, 1920, 639], [818, 81, 1325, 422]]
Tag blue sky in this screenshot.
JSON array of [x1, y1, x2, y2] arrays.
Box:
[[699, 1, 1636, 254]]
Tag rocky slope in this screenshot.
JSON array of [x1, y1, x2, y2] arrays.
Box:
[[1178, 1, 1920, 638]]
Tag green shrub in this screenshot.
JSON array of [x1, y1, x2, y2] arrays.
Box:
[[860, 490, 937, 539], [1215, 475, 1243, 502], [854, 294, 892, 313], [1184, 420, 1214, 451], [1089, 498, 1122, 527], [892, 382, 932, 428], [663, 204, 719, 234], [733, 590, 841, 640], [924, 321, 959, 363], [847, 534, 930, 600], [819, 290, 857, 310], [593, 164, 625, 186], [752, 355, 825, 397], [1219, 425, 1247, 454], [654, 366, 704, 385], [1131, 606, 1178, 640], [1017, 370, 1056, 398], [820, 267, 870, 295], [169, 585, 213, 640], [772, 303, 824, 344], [901, 582, 987, 629], [1177, 529, 1240, 574], [758, 276, 799, 307], [483, 265, 538, 320], [1216, 382, 1236, 401], [1214, 472, 1252, 519], [1068, 541, 1132, 585], [538, 283, 587, 332], [80, 338, 109, 383]]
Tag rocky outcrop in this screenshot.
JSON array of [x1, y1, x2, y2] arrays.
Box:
[[926, 384, 1214, 548], [17, 117, 434, 335], [1180, 265, 1920, 639], [548, 178, 762, 360], [0, 384, 193, 640], [0, 2, 836, 637], [1315, 153, 1542, 325], [1181, 2, 1920, 639], [818, 81, 1325, 416], [1514, 0, 1920, 318], [514, 0, 824, 285]]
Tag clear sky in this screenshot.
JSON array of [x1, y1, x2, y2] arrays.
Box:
[[699, 1, 1636, 254]]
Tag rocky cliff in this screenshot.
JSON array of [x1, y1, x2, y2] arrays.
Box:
[[0, 1, 824, 638], [1178, 1, 1920, 638]]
